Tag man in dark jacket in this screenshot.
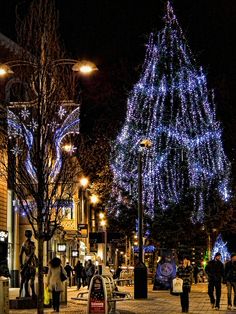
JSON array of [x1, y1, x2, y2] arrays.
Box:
[[74, 260, 85, 289], [205, 252, 224, 310], [225, 253, 236, 310], [64, 262, 73, 287]]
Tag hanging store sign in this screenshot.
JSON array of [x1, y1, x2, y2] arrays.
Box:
[[57, 243, 66, 252], [72, 250, 79, 257], [78, 224, 88, 238], [0, 230, 8, 243]]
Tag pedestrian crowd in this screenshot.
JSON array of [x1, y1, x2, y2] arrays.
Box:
[[64, 259, 96, 289], [45, 252, 236, 314], [45, 257, 96, 312], [174, 252, 236, 313]]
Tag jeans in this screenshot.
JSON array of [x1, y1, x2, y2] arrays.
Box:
[[76, 277, 82, 289], [208, 280, 221, 308], [180, 286, 190, 312], [227, 282, 236, 306], [52, 290, 61, 312]]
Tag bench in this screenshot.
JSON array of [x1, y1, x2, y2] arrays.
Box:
[[115, 278, 133, 286], [71, 274, 132, 314], [71, 290, 88, 301], [101, 275, 132, 314]]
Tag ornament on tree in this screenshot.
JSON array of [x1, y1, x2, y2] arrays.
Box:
[[111, 1, 230, 220]]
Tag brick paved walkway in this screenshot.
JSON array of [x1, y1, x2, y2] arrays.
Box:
[[9, 283, 236, 314]]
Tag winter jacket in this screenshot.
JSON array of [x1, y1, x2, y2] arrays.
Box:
[[74, 263, 85, 278], [225, 261, 236, 283], [177, 265, 193, 288], [47, 265, 67, 292], [205, 260, 224, 282]]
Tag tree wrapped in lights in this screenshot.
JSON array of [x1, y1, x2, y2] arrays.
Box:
[[111, 2, 230, 221], [212, 234, 230, 262]]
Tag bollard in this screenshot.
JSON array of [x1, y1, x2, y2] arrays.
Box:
[[0, 277, 9, 314]]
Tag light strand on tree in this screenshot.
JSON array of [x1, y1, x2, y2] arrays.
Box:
[[111, 1, 230, 220]]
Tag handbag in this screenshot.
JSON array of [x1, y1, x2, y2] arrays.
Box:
[[60, 266, 67, 282], [170, 277, 183, 295]]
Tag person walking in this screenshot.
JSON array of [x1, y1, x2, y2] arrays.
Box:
[[85, 259, 95, 288], [177, 256, 193, 313], [64, 262, 73, 287], [193, 264, 199, 284], [47, 257, 67, 313], [225, 253, 236, 310], [74, 260, 84, 290], [205, 252, 224, 310]]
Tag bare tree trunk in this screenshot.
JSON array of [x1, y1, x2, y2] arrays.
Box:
[[37, 237, 44, 314]]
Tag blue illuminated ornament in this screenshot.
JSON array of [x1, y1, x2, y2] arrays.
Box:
[[7, 105, 80, 181], [111, 1, 230, 220], [58, 106, 67, 119]]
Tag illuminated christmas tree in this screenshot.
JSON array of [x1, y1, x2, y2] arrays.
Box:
[[212, 234, 230, 262], [111, 2, 230, 221]]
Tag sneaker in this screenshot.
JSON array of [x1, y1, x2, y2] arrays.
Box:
[[227, 305, 232, 310], [215, 307, 219, 310], [211, 303, 215, 309]]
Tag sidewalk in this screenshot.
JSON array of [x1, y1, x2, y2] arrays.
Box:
[[9, 283, 235, 314]]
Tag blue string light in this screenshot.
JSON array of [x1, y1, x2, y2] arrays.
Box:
[[111, 1, 230, 221]]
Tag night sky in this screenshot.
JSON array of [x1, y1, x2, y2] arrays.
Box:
[[1, 0, 236, 164], [1, 1, 236, 248]]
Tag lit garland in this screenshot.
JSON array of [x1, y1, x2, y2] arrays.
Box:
[[7, 105, 80, 181], [111, 2, 230, 220]]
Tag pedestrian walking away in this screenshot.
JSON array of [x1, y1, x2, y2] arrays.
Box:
[[47, 257, 67, 313], [64, 261, 73, 287], [74, 260, 85, 290], [205, 252, 224, 310], [224, 252, 236, 310], [177, 256, 193, 313], [85, 259, 95, 289], [193, 264, 199, 284]]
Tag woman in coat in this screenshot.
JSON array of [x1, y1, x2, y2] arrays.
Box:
[[47, 257, 67, 313], [177, 256, 193, 313]]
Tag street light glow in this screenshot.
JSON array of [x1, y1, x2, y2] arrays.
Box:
[[90, 194, 99, 204], [72, 60, 98, 74], [80, 177, 89, 187], [100, 219, 106, 227], [0, 64, 14, 76], [79, 65, 93, 74], [62, 144, 76, 153], [99, 212, 105, 220]]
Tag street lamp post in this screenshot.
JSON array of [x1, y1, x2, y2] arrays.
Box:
[[99, 212, 107, 266], [79, 177, 89, 224], [0, 59, 97, 288], [90, 194, 99, 233], [134, 138, 152, 299]]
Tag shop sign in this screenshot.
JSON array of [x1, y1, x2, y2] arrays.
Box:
[[78, 224, 88, 238], [57, 243, 66, 252], [72, 250, 79, 257], [0, 230, 8, 243]]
